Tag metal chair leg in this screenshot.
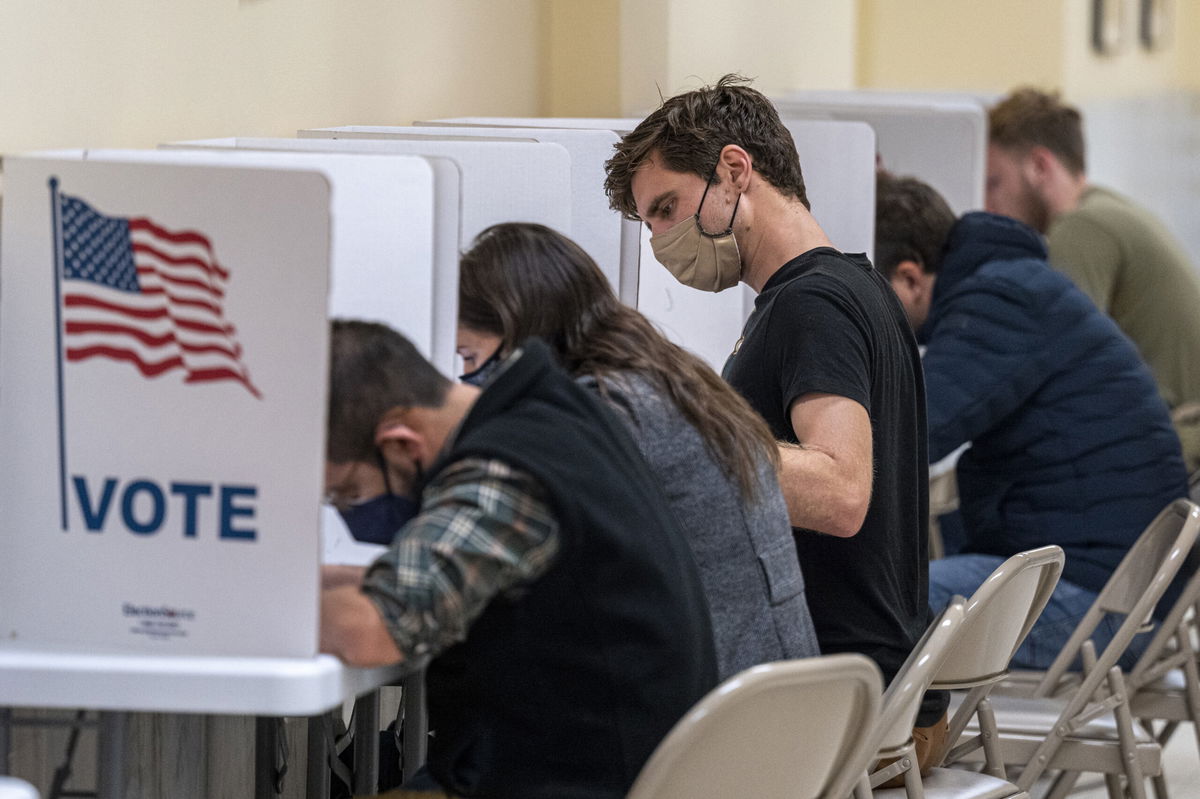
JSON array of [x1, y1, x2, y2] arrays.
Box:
[[96, 711, 127, 799], [1110, 667, 1148, 799], [0, 708, 10, 775], [1044, 770, 1082, 799], [977, 697, 1007, 780], [353, 691, 380, 795], [1152, 772, 1170, 799]]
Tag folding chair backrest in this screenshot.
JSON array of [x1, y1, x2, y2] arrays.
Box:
[[934, 546, 1065, 688], [626, 654, 883, 799], [1036, 499, 1200, 696], [873, 598, 967, 754], [1127, 549, 1200, 689]]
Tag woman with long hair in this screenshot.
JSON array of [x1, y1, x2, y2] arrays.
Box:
[[457, 222, 819, 677]]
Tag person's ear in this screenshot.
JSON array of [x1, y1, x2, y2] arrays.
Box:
[[718, 144, 754, 192], [1026, 146, 1058, 181], [891, 260, 927, 297], [374, 417, 425, 465]]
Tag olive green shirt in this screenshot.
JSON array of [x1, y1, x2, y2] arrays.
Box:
[[1047, 186, 1200, 469], [1048, 186, 1200, 409]]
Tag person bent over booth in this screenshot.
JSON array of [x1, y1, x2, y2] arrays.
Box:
[[457, 222, 820, 681], [987, 88, 1200, 472], [319, 320, 717, 799], [875, 172, 1189, 669]]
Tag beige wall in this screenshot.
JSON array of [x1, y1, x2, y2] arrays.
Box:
[[856, 0, 1066, 92], [540, 0, 623, 117], [2, 1, 1195, 155], [856, 0, 1196, 99], [1061, 0, 1193, 100], [0, 0, 542, 154], [1175, 0, 1200, 89], [617, 0, 857, 115]]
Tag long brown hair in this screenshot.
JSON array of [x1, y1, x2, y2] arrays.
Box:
[[459, 222, 779, 499]]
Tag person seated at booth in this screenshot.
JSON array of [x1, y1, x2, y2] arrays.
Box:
[[319, 319, 717, 799], [987, 88, 1200, 472], [456, 221, 821, 679], [603, 76, 946, 775], [875, 172, 1188, 668]]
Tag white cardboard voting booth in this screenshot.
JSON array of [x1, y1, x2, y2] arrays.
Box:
[[165, 137, 573, 262], [0, 152, 409, 798], [0, 154, 332, 660], [426, 116, 876, 374], [48, 147, 463, 568], [73, 148, 460, 372], [301, 125, 634, 301], [771, 92, 988, 215]]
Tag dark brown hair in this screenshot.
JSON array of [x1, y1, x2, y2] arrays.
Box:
[[604, 74, 809, 220], [327, 319, 450, 462], [989, 87, 1086, 175], [874, 172, 957, 278], [459, 222, 780, 498]]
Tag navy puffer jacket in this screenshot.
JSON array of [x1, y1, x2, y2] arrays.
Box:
[[922, 212, 1187, 595]]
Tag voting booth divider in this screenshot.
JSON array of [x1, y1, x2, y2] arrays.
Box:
[[73, 147, 466, 568], [299, 125, 636, 303], [164, 136, 574, 267], [426, 115, 876, 374], [0, 153, 334, 661], [0, 151, 450, 796], [771, 90, 989, 215]]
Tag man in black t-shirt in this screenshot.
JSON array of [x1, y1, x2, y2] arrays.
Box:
[[605, 75, 946, 774]]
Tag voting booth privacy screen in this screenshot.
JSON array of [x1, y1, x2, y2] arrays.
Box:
[[301, 125, 629, 298], [0, 156, 332, 658]]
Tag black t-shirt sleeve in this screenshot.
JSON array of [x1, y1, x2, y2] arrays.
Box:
[[769, 281, 872, 422]]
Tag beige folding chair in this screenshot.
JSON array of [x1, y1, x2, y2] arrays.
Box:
[[949, 499, 1200, 799], [626, 653, 883, 799], [1121, 560, 1200, 799], [932, 545, 1065, 781], [865, 598, 1030, 799]]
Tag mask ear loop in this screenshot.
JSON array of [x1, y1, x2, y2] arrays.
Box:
[[695, 170, 742, 238], [376, 448, 425, 500], [375, 449, 396, 497]]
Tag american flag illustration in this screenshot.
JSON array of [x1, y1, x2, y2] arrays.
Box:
[[57, 192, 262, 399]]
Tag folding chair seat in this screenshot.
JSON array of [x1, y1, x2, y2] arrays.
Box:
[[948, 499, 1200, 799], [626, 653, 882, 799], [871, 545, 1066, 798]]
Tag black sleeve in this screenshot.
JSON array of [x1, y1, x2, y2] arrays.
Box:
[[769, 281, 872, 418]]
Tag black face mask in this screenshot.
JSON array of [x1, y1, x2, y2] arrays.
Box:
[[337, 494, 420, 545], [460, 350, 502, 387], [335, 453, 424, 545]]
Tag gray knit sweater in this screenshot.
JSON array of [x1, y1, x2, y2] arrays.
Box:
[[580, 371, 820, 678]]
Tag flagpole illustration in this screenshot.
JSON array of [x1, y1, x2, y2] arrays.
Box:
[[49, 177, 69, 531]]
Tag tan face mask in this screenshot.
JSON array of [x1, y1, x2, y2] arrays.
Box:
[[650, 182, 742, 293]]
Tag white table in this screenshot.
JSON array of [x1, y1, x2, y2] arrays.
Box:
[[0, 649, 409, 798]]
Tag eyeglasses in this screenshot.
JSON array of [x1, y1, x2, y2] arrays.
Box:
[[323, 453, 391, 512]]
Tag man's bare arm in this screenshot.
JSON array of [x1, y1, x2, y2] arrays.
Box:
[[321, 564, 367, 590], [777, 393, 873, 537], [319, 585, 405, 667]]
